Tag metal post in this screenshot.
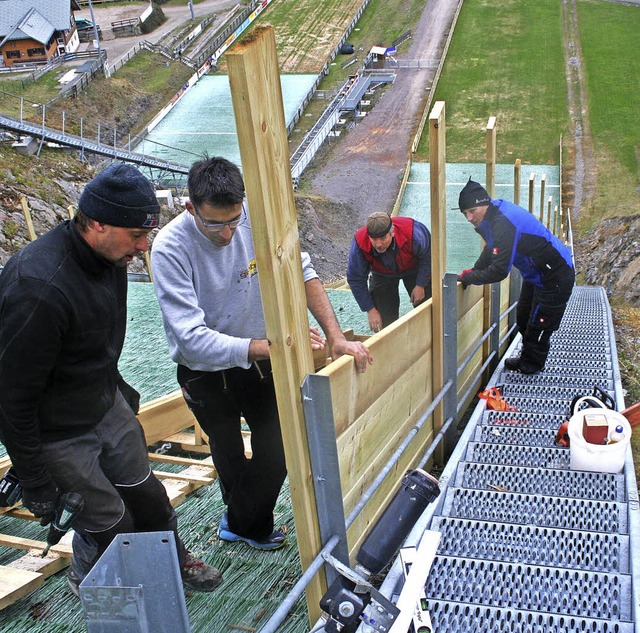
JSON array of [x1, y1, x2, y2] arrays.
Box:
[[442, 273, 458, 458], [489, 281, 501, 375], [508, 268, 522, 334], [301, 374, 349, 583], [188, 0, 195, 20]]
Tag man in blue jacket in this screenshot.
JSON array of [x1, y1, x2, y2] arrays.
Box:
[[347, 212, 432, 332], [457, 180, 575, 374]]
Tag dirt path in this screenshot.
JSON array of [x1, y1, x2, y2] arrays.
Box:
[[305, 0, 460, 225], [561, 0, 597, 220]]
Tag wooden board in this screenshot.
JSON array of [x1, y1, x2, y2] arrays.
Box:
[[0, 566, 43, 610]]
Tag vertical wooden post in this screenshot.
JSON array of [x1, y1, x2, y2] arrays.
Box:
[[226, 26, 324, 618], [539, 174, 546, 223], [513, 159, 521, 206], [528, 173, 535, 213], [20, 197, 37, 242], [483, 117, 496, 370], [429, 101, 446, 460], [67, 205, 76, 219], [485, 116, 496, 197], [547, 196, 553, 229], [144, 251, 153, 283], [553, 204, 559, 236]]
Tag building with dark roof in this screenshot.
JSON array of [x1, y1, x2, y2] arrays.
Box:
[[0, 0, 81, 67]]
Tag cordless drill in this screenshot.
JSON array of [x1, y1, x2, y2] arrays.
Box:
[[41, 492, 84, 557]]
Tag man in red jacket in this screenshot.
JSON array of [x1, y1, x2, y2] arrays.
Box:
[[347, 212, 432, 332]]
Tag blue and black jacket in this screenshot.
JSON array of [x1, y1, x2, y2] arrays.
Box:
[[463, 199, 574, 288]]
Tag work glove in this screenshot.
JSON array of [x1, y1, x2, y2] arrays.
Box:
[[457, 269, 473, 288], [118, 376, 141, 415], [22, 479, 60, 526]]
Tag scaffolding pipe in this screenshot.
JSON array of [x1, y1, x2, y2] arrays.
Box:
[[345, 380, 453, 530]]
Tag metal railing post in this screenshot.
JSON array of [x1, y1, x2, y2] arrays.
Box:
[[442, 273, 458, 457], [489, 281, 501, 375], [508, 269, 522, 332], [301, 374, 349, 583]]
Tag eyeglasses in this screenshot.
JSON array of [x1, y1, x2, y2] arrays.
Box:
[[194, 206, 246, 232]]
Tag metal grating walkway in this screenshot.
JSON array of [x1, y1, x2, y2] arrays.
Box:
[[392, 286, 640, 631]]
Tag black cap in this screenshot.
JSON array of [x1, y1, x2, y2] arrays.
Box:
[[79, 163, 160, 228], [458, 180, 491, 212]]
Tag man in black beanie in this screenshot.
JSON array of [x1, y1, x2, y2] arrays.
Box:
[[0, 162, 222, 596], [457, 179, 575, 374]]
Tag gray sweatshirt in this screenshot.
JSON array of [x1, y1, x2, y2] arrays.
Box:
[[151, 206, 318, 372]]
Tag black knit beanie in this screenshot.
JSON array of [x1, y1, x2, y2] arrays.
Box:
[[458, 180, 491, 212], [79, 163, 160, 228]]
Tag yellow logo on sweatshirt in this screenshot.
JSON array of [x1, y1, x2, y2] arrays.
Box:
[[240, 259, 258, 279]]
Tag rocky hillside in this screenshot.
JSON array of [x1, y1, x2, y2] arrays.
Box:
[[574, 216, 640, 306]]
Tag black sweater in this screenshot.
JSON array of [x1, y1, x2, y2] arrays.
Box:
[[0, 220, 127, 487]]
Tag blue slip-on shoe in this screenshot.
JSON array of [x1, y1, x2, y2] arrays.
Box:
[[218, 522, 287, 550]]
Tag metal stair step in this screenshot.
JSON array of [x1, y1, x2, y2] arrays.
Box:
[[440, 487, 628, 533], [430, 516, 630, 573], [424, 555, 632, 621], [482, 410, 567, 430], [421, 599, 635, 632], [465, 442, 570, 469], [474, 425, 559, 447], [454, 462, 626, 502]]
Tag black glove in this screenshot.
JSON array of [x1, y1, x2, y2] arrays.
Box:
[[22, 480, 60, 526], [118, 376, 141, 415]]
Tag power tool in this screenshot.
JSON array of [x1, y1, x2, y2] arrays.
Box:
[[0, 467, 23, 507], [41, 492, 84, 557]]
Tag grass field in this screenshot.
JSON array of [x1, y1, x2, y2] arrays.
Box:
[[416, 0, 568, 165], [577, 0, 640, 225]]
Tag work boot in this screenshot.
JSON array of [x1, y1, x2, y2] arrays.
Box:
[[504, 355, 521, 371], [519, 362, 542, 375], [66, 568, 82, 598], [181, 553, 223, 592]]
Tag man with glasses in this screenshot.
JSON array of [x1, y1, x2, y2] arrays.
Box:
[[151, 157, 373, 550]]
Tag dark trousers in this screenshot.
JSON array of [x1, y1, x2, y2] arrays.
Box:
[[516, 267, 575, 370], [369, 272, 432, 328], [41, 391, 185, 578], [177, 362, 286, 540]]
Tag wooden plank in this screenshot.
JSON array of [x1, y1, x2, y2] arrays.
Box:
[[0, 566, 43, 610], [226, 26, 324, 616], [539, 173, 546, 223], [528, 173, 535, 213], [485, 116, 497, 197], [19, 197, 37, 242], [338, 361, 434, 513], [153, 470, 215, 485], [8, 551, 70, 576], [320, 303, 432, 437], [137, 390, 197, 446], [429, 101, 446, 460], [513, 158, 521, 205], [148, 454, 214, 467], [0, 533, 72, 557]]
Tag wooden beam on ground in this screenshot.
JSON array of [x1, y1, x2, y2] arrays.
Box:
[[429, 101, 446, 463], [0, 566, 43, 610], [485, 116, 496, 196], [513, 159, 521, 205], [0, 534, 72, 558], [137, 390, 197, 446], [226, 25, 325, 617]]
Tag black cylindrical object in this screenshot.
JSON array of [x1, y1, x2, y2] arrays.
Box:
[[340, 43, 355, 55], [355, 469, 440, 575]]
